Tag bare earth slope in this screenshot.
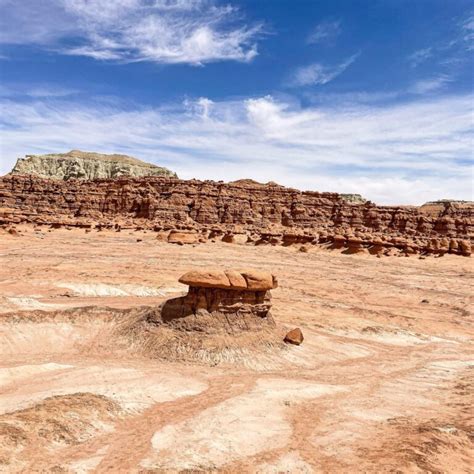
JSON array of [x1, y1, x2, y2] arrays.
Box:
[[0, 227, 472, 472]]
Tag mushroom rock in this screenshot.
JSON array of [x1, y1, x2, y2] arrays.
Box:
[[156, 268, 278, 334], [368, 235, 385, 256], [282, 232, 314, 246], [329, 234, 346, 250], [178, 268, 277, 291], [345, 235, 367, 254], [221, 232, 235, 243], [256, 232, 282, 245], [403, 239, 418, 255], [459, 240, 471, 257], [449, 239, 459, 254], [438, 238, 450, 255]]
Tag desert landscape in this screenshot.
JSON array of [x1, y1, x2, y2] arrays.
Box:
[[1, 1, 473, 471], [0, 151, 473, 473]]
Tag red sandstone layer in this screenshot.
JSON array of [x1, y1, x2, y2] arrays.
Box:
[[0, 174, 472, 256]]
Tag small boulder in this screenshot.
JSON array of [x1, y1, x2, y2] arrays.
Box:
[[284, 328, 304, 345], [168, 230, 198, 245]]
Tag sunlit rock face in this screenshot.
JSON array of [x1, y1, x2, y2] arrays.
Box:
[[10, 150, 177, 181], [0, 170, 472, 256]]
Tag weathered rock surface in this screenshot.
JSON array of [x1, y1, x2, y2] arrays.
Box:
[[0, 174, 472, 256], [10, 150, 176, 180], [179, 269, 278, 291]]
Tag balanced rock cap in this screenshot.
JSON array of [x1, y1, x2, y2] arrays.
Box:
[[178, 269, 278, 291]]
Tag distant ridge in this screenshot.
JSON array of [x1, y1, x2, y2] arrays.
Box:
[[10, 150, 177, 180]]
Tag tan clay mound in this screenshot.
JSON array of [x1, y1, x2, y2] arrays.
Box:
[[1, 304, 286, 368], [0, 393, 121, 470]]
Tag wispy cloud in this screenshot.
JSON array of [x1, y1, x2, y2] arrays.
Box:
[[461, 13, 474, 50], [408, 47, 433, 67], [409, 75, 452, 94], [1, 92, 471, 205], [0, 0, 262, 65], [0, 83, 79, 98], [291, 53, 359, 87], [307, 20, 341, 44]]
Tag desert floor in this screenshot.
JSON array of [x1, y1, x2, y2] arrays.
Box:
[[0, 226, 473, 473]]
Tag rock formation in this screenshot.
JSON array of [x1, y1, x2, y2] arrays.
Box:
[[150, 269, 278, 334], [10, 150, 176, 180], [0, 174, 472, 256]]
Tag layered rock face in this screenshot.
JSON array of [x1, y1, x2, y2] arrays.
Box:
[[10, 150, 176, 180], [0, 174, 472, 256], [151, 269, 278, 334]]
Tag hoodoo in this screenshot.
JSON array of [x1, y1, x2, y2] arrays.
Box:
[[154, 268, 278, 334]]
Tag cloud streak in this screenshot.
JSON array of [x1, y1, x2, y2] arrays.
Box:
[[0, 92, 472, 205], [0, 0, 262, 65], [409, 75, 452, 94], [291, 53, 359, 87], [307, 20, 341, 44], [408, 47, 433, 67]]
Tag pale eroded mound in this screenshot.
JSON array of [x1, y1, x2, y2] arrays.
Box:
[[10, 149, 177, 180]]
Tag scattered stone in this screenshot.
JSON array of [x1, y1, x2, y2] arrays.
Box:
[[284, 328, 304, 345]]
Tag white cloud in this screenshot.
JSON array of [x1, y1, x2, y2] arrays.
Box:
[[0, 0, 262, 65], [291, 53, 359, 87], [0, 93, 472, 205], [307, 20, 341, 44]]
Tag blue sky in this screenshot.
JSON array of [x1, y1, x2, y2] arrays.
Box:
[[0, 0, 472, 204]]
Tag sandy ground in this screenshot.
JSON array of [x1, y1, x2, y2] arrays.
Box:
[[0, 226, 473, 473]]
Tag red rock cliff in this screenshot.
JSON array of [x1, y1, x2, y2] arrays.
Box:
[[0, 174, 472, 256]]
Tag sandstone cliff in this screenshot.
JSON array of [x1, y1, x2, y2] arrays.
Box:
[[10, 150, 177, 180], [0, 175, 472, 256]]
